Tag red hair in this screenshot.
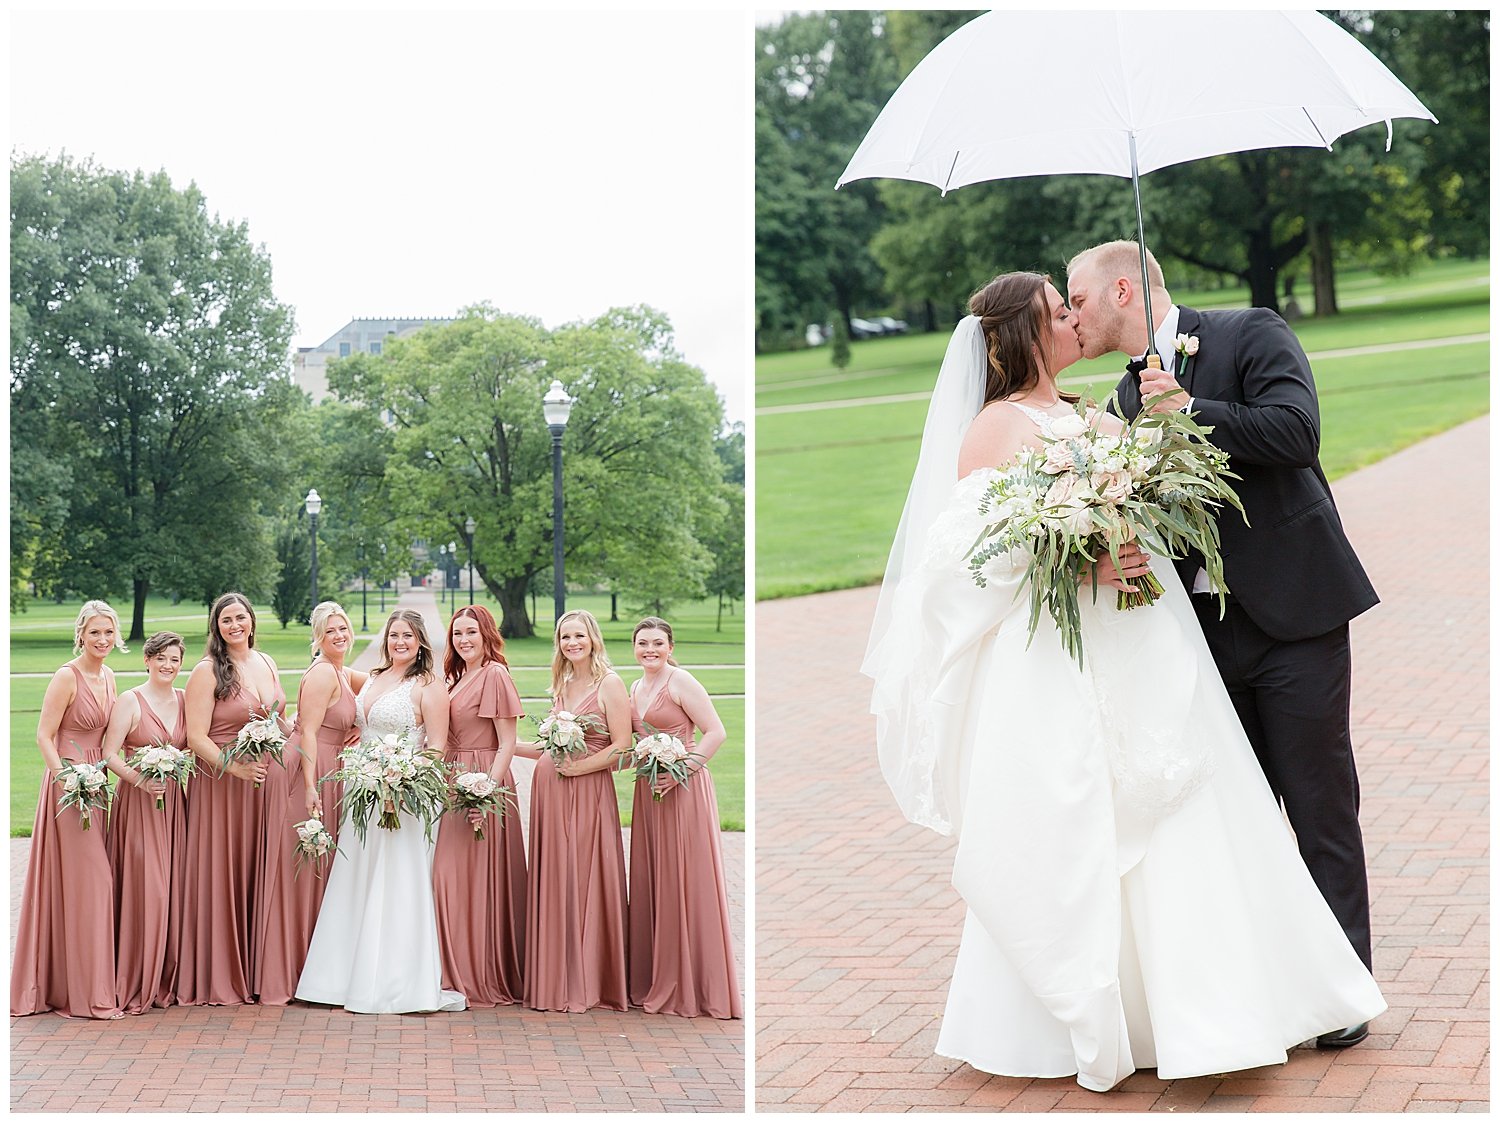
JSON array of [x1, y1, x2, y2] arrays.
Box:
[[444, 604, 508, 685]]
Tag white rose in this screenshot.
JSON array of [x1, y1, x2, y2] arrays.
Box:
[[1091, 469, 1134, 503], [470, 776, 497, 797], [1041, 442, 1076, 475], [1049, 413, 1088, 440], [62, 773, 80, 793], [556, 710, 576, 723]]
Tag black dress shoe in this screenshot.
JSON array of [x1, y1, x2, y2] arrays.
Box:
[[1315, 1022, 1369, 1048]]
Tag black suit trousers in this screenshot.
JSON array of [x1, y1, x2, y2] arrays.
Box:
[[1192, 596, 1373, 971]]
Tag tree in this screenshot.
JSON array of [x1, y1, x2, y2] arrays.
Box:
[[703, 480, 745, 631], [330, 305, 725, 638], [10, 154, 300, 638], [272, 514, 312, 627]]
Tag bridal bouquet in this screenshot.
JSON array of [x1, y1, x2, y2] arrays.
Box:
[[448, 770, 512, 840], [631, 727, 700, 801], [291, 817, 336, 879], [220, 702, 286, 789], [126, 741, 196, 810], [967, 397, 1243, 666], [55, 758, 112, 830], [327, 731, 448, 844], [535, 710, 603, 767]]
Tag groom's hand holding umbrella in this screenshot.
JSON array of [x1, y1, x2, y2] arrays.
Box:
[[1138, 365, 1189, 415]]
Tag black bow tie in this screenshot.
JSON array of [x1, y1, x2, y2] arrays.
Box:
[[1126, 358, 1147, 376]]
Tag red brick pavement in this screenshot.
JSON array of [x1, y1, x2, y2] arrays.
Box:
[[755, 416, 1488, 1112], [10, 832, 745, 1112]]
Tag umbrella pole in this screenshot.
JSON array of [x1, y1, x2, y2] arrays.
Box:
[[1128, 133, 1160, 366]]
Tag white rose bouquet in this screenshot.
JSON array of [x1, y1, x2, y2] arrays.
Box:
[[55, 757, 112, 830], [631, 726, 701, 801], [967, 397, 1244, 667], [291, 817, 336, 879], [448, 769, 512, 840], [220, 702, 287, 789], [126, 741, 196, 810], [535, 709, 604, 768], [325, 730, 448, 843]]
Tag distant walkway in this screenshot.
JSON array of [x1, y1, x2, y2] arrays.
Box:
[[756, 417, 1488, 1112]]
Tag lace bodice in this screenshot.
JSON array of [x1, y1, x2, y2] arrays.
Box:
[[1003, 399, 1093, 438], [357, 675, 424, 744]]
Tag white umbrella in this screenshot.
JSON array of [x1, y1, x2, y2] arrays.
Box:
[[837, 10, 1437, 357]]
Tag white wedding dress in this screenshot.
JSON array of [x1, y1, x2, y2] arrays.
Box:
[[295, 677, 466, 1014], [868, 453, 1386, 1091]]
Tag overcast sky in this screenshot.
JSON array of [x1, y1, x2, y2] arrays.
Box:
[[10, 7, 750, 423]]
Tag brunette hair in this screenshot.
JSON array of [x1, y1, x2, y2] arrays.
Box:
[[142, 631, 185, 660], [968, 272, 1078, 406], [308, 601, 351, 658], [445, 604, 509, 686], [372, 609, 434, 681], [549, 610, 612, 699], [632, 616, 681, 668], [206, 592, 257, 700], [73, 599, 128, 656]]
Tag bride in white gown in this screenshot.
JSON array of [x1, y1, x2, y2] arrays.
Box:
[[296, 610, 465, 1014], [863, 273, 1384, 1092]]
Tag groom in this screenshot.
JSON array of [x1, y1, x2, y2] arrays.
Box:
[[1068, 241, 1379, 1048]]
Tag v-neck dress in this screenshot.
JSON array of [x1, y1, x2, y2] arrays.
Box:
[[10, 664, 120, 1018]]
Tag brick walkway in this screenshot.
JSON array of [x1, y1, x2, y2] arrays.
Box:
[[756, 416, 1488, 1112], [11, 583, 745, 1112]]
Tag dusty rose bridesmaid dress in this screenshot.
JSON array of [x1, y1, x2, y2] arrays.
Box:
[[433, 662, 528, 1006], [176, 658, 284, 1006], [524, 681, 629, 1012], [107, 687, 189, 1014], [10, 665, 120, 1018], [628, 675, 743, 1018], [252, 667, 356, 1005]]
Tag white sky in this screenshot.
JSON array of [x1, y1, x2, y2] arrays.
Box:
[[10, 7, 751, 423]]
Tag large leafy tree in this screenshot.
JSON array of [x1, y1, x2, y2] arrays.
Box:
[[11, 154, 300, 636], [329, 305, 724, 638]]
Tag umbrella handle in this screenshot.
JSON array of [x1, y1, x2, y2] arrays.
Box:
[[1144, 355, 1162, 371]]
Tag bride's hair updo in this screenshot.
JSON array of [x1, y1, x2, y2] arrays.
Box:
[[968, 271, 1079, 406]]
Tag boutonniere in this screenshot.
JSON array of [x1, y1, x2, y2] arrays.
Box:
[[1173, 333, 1199, 381]]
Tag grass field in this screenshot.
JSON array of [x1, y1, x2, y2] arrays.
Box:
[[10, 592, 745, 835], [757, 258, 1490, 598]]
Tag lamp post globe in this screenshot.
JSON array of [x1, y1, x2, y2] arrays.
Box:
[[543, 380, 573, 629]]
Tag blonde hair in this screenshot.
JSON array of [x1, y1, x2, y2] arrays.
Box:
[[1067, 240, 1166, 290], [73, 600, 128, 655], [309, 601, 352, 657], [549, 610, 612, 699]]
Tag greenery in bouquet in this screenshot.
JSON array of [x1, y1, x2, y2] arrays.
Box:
[[535, 709, 604, 768], [967, 394, 1245, 666], [219, 702, 287, 789], [631, 724, 701, 801], [126, 741, 196, 810], [447, 769, 513, 841], [55, 755, 112, 830], [325, 731, 448, 844]]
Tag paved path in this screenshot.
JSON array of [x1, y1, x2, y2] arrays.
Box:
[[756, 416, 1488, 1112], [11, 585, 746, 1113]]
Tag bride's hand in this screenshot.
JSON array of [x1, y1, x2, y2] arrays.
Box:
[[1092, 541, 1151, 592]]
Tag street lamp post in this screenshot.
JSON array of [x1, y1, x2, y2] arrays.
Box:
[[379, 543, 387, 611], [543, 380, 574, 628], [448, 541, 458, 614], [438, 543, 448, 613], [305, 489, 322, 616], [464, 516, 476, 606], [358, 541, 368, 633]]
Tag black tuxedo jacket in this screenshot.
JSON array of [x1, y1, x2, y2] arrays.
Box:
[[1111, 305, 1378, 641]]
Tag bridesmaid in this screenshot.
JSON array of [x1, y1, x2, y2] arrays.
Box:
[[101, 630, 189, 1014], [433, 604, 527, 1005], [10, 600, 126, 1019], [523, 609, 631, 1012], [253, 601, 365, 1005], [177, 592, 285, 1006], [627, 617, 742, 1019]]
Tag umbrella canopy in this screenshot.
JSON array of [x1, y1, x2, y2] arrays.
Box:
[[838, 10, 1436, 193]]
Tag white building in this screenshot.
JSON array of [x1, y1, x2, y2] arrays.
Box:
[[293, 317, 454, 402]]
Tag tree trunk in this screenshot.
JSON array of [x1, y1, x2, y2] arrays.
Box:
[[611, 591, 618, 622], [716, 593, 724, 633], [494, 575, 534, 639], [130, 577, 149, 643], [1245, 225, 1281, 313], [1310, 220, 1339, 317], [923, 299, 936, 333]]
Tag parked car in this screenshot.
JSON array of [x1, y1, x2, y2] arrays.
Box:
[[875, 316, 909, 335], [849, 317, 884, 339], [805, 323, 827, 346]]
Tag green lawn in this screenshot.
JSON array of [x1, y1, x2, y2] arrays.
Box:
[[11, 593, 745, 835], [757, 258, 1490, 598]]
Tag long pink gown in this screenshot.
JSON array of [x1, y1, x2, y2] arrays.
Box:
[[176, 655, 285, 1006], [107, 687, 189, 1014], [524, 681, 629, 1012], [10, 664, 120, 1018], [252, 666, 356, 1005], [433, 661, 528, 1006], [628, 675, 743, 1018]]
